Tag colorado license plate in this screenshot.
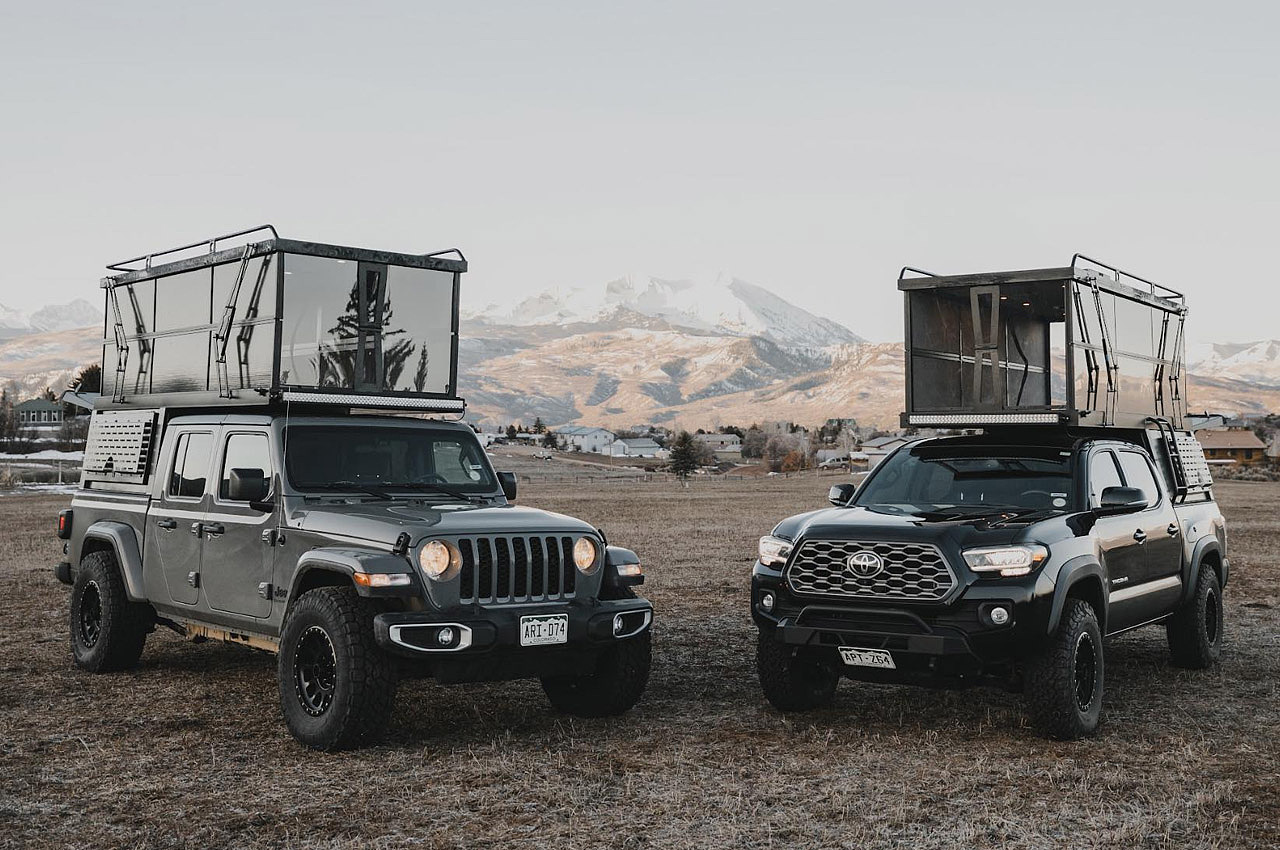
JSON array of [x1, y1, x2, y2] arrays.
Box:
[[839, 647, 896, 669], [520, 614, 568, 647]]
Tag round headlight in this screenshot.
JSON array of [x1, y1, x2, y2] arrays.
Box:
[[418, 540, 460, 580], [573, 537, 598, 573]]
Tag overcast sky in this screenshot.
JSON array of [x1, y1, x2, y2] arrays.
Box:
[[1, 1, 1276, 342]]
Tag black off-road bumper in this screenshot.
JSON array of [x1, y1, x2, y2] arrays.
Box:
[[753, 566, 1052, 686], [55, 562, 73, 586], [373, 599, 652, 683]]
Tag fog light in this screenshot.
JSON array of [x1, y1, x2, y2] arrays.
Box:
[[761, 591, 775, 612], [989, 606, 1010, 626], [437, 626, 455, 646]]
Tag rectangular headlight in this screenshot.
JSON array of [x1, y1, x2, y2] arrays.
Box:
[[963, 545, 1048, 577], [758, 535, 794, 567]]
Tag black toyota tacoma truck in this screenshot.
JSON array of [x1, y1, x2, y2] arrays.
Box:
[[751, 427, 1228, 738]]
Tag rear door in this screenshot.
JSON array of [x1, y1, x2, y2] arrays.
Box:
[[202, 429, 276, 619], [149, 429, 216, 606], [1115, 449, 1183, 617]]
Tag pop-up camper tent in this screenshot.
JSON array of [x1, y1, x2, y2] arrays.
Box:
[[98, 225, 466, 413], [899, 254, 1187, 430]]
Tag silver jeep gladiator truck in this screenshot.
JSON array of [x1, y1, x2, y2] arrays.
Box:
[[752, 256, 1227, 738], [54, 227, 653, 749]]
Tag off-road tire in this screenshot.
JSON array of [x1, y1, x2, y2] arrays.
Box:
[[277, 586, 398, 750], [70, 550, 151, 672], [1025, 598, 1104, 740], [1166, 567, 1224, 669], [541, 630, 651, 718], [756, 630, 838, 712]]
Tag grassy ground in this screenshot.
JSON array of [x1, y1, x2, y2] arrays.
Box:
[[1, 480, 1277, 849]]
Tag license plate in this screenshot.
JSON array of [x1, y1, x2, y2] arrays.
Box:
[[520, 614, 568, 647], [839, 647, 896, 669]]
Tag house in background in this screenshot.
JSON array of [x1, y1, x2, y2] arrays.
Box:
[[1196, 428, 1267, 466], [555, 425, 617, 454], [15, 398, 63, 431], [611, 437, 665, 458], [862, 434, 913, 467], [694, 432, 742, 462]]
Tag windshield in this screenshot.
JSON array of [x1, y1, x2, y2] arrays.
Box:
[[284, 425, 496, 495], [854, 444, 1077, 515]]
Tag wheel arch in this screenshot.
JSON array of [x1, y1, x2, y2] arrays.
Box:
[[1184, 539, 1226, 605], [1047, 555, 1108, 635], [81, 521, 146, 602]]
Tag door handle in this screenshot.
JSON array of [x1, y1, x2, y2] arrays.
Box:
[[1167, 523, 1180, 537], [1133, 529, 1147, 544], [202, 522, 225, 536], [190, 521, 203, 537], [156, 518, 177, 530]]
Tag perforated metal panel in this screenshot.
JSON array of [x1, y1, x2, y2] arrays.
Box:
[[83, 410, 156, 484], [1174, 432, 1214, 492], [786, 540, 957, 603]]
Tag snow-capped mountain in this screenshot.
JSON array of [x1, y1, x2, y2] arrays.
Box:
[[0, 298, 99, 339], [1186, 340, 1280, 388], [465, 274, 864, 349]]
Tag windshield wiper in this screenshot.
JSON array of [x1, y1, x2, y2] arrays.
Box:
[[378, 481, 479, 502], [920, 505, 1020, 520], [304, 481, 393, 501]]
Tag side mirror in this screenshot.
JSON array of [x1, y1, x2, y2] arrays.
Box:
[[228, 468, 269, 504], [498, 471, 518, 501], [1097, 485, 1148, 515], [828, 483, 858, 506]]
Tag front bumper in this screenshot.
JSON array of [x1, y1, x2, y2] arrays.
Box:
[[753, 562, 1053, 684], [373, 598, 652, 658]]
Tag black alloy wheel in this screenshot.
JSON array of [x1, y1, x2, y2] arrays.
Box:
[[78, 580, 103, 648], [1073, 631, 1099, 714], [294, 626, 338, 716]]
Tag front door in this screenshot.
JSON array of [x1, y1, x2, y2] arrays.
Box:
[[202, 430, 276, 619], [1089, 449, 1148, 633], [150, 429, 216, 606]]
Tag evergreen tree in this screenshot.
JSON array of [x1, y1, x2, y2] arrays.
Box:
[[505, 424, 518, 441], [668, 431, 700, 478]]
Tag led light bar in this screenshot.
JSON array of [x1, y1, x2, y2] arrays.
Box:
[[907, 412, 1064, 426], [281, 391, 466, 412]]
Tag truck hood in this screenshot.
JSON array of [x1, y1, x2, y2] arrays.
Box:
[[287, 499, 597, 548], [771, 505, 1047, 550]]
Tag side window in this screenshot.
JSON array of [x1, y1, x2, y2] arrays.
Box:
[[167, 432, 213, 499], [1088, 450, 1123, 506], [1117, 451, 1160, 504], [219, 433, 273, 500]]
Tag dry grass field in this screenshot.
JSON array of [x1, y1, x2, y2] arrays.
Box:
[[1, 479, 1277, 849]]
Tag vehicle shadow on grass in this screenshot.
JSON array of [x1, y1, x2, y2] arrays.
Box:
[[122, 624, 1207, 750]]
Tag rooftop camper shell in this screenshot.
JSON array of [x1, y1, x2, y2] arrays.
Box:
[[900, 254, 1187, 430], [87, 226, 466, 485], [898, 254, 1211, 501], [99, 224, 466, 412]]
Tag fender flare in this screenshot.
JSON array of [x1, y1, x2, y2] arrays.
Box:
[[82, 521, 146, 602], [1183, 537, 1225, 605], [1047, 555, 1109, 635], [289, 547, 416, 602], [603, 545, 644, 590]]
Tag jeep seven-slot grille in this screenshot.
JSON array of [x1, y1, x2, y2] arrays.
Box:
[[785, 540, 956, 602], [457, 536, 577, 604]]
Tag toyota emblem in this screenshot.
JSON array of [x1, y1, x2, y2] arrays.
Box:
[[846, 550, 884, 578]]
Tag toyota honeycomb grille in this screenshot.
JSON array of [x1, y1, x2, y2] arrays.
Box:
[[785, 540, 957, 602]]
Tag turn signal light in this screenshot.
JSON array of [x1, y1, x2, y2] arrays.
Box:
[[352, 572, 412, 588]]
